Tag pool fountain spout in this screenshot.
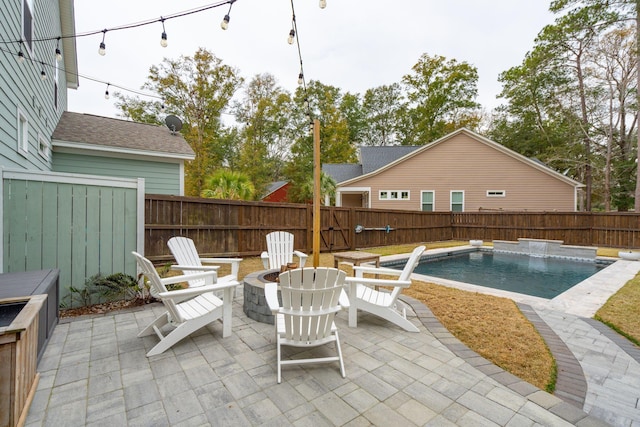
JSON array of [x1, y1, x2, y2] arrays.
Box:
[[529, 240, 548, 258]]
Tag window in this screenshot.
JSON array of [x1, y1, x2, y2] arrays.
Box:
[[22, 0, 34, 53], [450, 191, 464, 212], [487, 190, 505, 197], [38, 133, 50, 159], [379, 190, 410, 200], [17, 107, 29, 156], [421, 191, 434, 211]]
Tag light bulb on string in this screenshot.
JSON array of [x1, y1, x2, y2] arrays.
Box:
[[105, 84, 110, 100], [288, 29, 295, 45], [319, 0, 327, 9], [160, 18, 168, 47], [40, 65, 47, 81], [17, 50, 25, 64], [98, 30, 107, 56], [221, 14, 230, 30], [221, 0, 235, 30], [55, 37, 62, 62], [298, 72, 304, 85]]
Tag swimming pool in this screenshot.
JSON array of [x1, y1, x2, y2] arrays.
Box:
[[388, 251, 608, 299]]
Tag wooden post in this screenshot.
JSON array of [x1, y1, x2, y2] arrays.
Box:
[[313, 119, 321, 267]]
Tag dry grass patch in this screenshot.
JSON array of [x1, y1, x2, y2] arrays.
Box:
[[404, 281, 555, 391], [595, 273, 640, 346]]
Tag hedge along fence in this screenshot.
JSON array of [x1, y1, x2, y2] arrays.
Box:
[[144, 194, 640, 262]]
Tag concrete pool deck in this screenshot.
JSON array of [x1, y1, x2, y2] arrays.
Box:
[[397, 245, 640, 426]]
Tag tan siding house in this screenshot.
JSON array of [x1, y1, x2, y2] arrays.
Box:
[[327, 128, 583, 212]]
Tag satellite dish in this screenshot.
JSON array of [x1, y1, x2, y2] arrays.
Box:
[[165, 115, 183, 134]]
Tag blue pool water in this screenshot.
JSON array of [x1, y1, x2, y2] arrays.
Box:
[[394, 251, 606, 299]]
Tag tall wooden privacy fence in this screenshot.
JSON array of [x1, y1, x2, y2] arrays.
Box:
[[145, 195, 640, 261]]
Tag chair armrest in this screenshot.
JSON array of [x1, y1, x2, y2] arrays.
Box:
[[200, 257, 243, 278], [158, 280, 239, 300], [170, 264, 220, 271], [160, 270, 217, 286], [260, 252, 269, 269], [352, 265, 401, 278], [344, 276, 412, 289], [264, 282, 280, 313], [293, 251, 308, 268]]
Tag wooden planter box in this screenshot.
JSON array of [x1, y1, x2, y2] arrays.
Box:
[[0, 295, 45, 427]]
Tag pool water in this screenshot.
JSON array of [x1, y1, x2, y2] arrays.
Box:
[[400, 251, 606, 299]]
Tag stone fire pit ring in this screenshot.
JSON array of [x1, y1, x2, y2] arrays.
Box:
[[243, 269, 282, 324]]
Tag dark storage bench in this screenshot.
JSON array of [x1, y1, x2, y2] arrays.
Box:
[[0, 269, 59, 362]]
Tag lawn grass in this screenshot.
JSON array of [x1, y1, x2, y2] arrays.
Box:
[[595, 273, 640, 346]]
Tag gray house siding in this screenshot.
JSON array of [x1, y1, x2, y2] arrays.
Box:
[[52, 152, 182, 195], [0, 0, 69, 172]]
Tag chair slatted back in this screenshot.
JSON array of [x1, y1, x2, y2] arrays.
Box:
[[266, 231, 296, 269], [389, 245, 426, 300], [168, 236, 202, 273], [132, 251, 183, 323], [278, 267, 345, 342]]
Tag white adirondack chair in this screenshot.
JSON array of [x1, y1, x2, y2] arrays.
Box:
[[343, 245, 426, 333], [167, 236, 242, 288], [132, 251, 238, 357], [265, 267, 347, 384], [261, 231, 308, 270]]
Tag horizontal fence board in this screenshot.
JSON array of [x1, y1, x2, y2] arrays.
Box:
[[144, 195, 640, 262]]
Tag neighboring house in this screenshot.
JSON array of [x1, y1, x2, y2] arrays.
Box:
[[52, 112, 195, 195], [262, 180, 290, 202], [323, 128, 584, 212]]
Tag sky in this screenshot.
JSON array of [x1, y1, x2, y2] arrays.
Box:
[[68, 1, 557, 121]]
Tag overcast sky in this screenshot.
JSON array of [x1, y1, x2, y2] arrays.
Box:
[[68, 1, 557, 121]]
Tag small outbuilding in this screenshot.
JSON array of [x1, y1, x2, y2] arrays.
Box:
[[52, 112, 195, 195]]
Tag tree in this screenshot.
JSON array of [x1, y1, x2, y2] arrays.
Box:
[[116, 48, 244, 196], [548, 0, 638, 210], [234, 73, 294, 198], [402, 54, 481, 144], [200, 169, 255, 201], [285, 81, 357, 202], [361, 83, 405, 146]]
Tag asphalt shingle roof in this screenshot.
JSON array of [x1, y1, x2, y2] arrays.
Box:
[[52, 112, 195, 157]]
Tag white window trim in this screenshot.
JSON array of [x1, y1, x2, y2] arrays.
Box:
[[450, 190, 465, 212], [487, 190, 506, 197], [420, 190, 435, 211], [379, 190, 410, 201], [17, 107, 29, 157], [38, 132, 51, 160]]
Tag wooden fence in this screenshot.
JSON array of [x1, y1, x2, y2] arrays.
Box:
[[144, 195, 640, 261]]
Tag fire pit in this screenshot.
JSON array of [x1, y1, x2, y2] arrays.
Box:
[[243, 269, 282, 324]]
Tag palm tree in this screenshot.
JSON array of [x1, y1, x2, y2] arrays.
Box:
[[200, 169, 255, 201]]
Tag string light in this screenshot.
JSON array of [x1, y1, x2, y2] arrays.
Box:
[[55, 37, 62, 62], [288, 29, 295, 45], [40, 63, 47, 80], [298, 72, 304, 85], [98, 29, 107, 56], [105, 83, 110, 99], [319, 0, 327, 8], [221, 0, 235, 30], [17, 50, 24, 63], [160, 18, 168, 47]]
